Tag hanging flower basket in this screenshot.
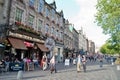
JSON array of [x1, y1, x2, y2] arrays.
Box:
[[15, 21, 22, 26], [51, 35, 55, 39], [29, 5, 35, 10], [45, 33, 49, 37]]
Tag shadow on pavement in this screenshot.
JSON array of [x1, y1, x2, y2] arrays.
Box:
[[86, 68, 107, 73], [57, 69, 76, 73], [23, 75, 46, 79]]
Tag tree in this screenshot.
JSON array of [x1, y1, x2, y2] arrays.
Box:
[[100, 41, 115, 55], [95, 0, 120, 54]]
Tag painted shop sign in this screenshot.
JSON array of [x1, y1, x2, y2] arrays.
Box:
[[9, 31, 44, 43]]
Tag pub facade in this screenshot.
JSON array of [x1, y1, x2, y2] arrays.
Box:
[[0, 0, 64, 63]]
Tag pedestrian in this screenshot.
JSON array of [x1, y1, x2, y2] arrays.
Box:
[[99, 56, 103, 67], [50, 56, 56, 74], [42, 54, 47, 71], [76, 54, 82, 73], [82, 55, 87, 72]]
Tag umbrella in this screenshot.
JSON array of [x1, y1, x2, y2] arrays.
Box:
[[0, 44, 5, 48]]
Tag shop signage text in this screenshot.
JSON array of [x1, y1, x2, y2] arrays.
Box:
[[9, 31, 44, 43]]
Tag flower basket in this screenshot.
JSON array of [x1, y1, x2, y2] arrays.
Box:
[[51, 35, 54, 39], [15, 21, 22, 26], [29, 5, 35, 10], [60, 40, 63, 42], [46, 16, 50, 20], [45, 33, 49, 37]]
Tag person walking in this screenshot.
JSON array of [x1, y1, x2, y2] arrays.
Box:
[[50, 56, 56, 74], [42, 55, 47, 71], [82, 55, 87, 72], [76, 54, 82, 73], [99, 56, 103, 67]]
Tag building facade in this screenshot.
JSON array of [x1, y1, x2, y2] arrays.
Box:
[[73, 27, 79, 54], [63, 19, 73, 58], [78, 28, 88, 54], [0, 0, 64, 62]]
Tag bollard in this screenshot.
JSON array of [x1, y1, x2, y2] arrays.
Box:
[[117, 65, 120, 70], [17, 70, 23, 80], [112, 62, 114, 65]]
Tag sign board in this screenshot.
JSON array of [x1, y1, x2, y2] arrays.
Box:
[[9, 62, 24, 71], [65, 59, 70, 66]]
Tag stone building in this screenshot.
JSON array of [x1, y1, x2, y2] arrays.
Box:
[[72, 27, 79, 54], [78, 28, 88, 54], [63, 19, 74, 58], [0, 0, 64, 62]]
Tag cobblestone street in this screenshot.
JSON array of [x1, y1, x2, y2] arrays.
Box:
[[0, 62, 119, 80]]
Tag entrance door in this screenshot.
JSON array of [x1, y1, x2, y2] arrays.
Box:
[[58, 48, 60, 62]]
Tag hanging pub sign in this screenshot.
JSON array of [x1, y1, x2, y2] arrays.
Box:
[[45, 37, 55, 51]]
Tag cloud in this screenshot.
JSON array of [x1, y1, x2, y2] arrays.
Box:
[[68, 0, 109, 47]]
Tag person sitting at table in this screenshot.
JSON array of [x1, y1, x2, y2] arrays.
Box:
[[15, 58, 20, 63]]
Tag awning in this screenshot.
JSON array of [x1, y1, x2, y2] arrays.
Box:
[[8, 37, 27, 50], [36, 43, 49, 52]]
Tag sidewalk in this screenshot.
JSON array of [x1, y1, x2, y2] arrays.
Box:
[[0, 63, 118, 80]]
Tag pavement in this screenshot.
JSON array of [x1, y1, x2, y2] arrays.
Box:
[[0, 60, 120, 80]]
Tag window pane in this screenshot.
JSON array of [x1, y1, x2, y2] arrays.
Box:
[[28, 14, 34, 27], [29, 0, 34, 6], [45, 24, 49, 33], [15, 8, 23, 22], [38, 0, 44, 13], [38, 20, 42, 31], [46, 7, 49, 17]]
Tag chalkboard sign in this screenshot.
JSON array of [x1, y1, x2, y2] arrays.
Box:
[[9, 62, 24, 71]]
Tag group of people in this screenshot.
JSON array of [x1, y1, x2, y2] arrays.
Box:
[[40, 55, 56, 73], [75, 54, 87, 72]]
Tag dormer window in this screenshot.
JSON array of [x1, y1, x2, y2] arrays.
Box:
[[38, 0, 44, 13], [46, 7, 50, 17], [29, 0, 34, 7], [52, 9, 55, 20]]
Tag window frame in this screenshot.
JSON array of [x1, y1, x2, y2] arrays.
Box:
[[28, 14, 34, 27], [15, 7, 23, 22]]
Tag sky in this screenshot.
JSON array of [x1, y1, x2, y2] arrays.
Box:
[[46, 0, 110, 47]]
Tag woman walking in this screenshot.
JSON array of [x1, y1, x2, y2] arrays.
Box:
[[50, 56, 55, 73]]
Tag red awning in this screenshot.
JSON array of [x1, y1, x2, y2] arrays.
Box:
[[8, 37, 27, 50]]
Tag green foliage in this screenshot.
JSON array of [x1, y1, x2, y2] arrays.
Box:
[[100, 41, 115, 55], [96, 0, 120, 54]]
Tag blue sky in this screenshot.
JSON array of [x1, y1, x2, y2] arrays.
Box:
[[45, 0, 110, 47], [46, 0, 80, 19]]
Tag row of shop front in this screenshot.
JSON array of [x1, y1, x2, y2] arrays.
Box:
[[0, 30, 64, 64]]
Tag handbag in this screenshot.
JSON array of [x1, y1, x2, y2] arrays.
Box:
[[50, 66, 54, 71]]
